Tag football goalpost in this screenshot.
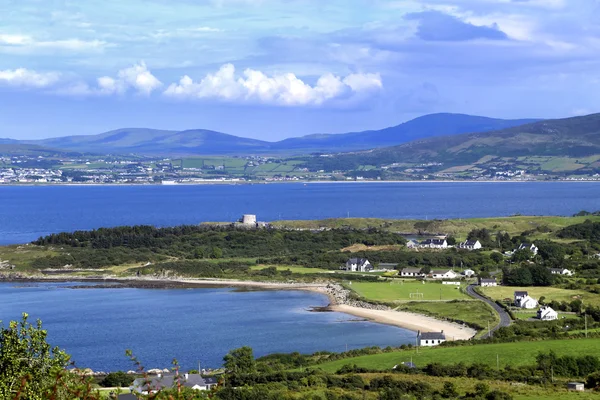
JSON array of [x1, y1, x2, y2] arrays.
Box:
[[409, 290, 424, 300]]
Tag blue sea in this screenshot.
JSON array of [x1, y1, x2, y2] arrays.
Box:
[[0, 282, 413, 371], [0, 182, 599, 245]]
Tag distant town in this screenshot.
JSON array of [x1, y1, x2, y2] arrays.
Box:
[[1, 153, 600, 184]]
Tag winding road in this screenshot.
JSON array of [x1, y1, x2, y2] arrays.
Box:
[[466, 284, 512, 338]]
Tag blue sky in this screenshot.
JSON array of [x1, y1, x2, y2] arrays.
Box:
[[1, 0, 599, 140]]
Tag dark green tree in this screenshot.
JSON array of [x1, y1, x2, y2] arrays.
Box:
[[223, 346, 256, 374]]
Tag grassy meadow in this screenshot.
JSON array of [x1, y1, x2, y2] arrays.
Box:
[[310, 338, 600, 373], [479, 286, 599, 306], [272, 215, 600, 240], [349, 280, 469, 302]]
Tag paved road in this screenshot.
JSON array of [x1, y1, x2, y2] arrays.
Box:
[[466, 284, 512, 338]]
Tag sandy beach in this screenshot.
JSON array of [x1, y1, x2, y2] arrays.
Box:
[[331, 304, 476, 341]]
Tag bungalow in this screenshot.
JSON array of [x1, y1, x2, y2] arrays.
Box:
[[132, 374, 218, 395], [548, 268, 574, 276], [420, 238, 448, 249], [517, 295, 538, 309], [418, 331, 446, 347], [401, 267, 425, 277], [343, 258, 373, 272], [458, 240, 482, 250], [537, 306, 558, 321], [479, 278, 498, 287], [431, 269, 458, 279], [517, 243, 539, 256]]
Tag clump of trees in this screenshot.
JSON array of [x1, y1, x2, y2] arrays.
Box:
[[502, 265, 554, 286]]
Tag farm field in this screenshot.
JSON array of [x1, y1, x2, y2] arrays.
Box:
[[310, 338, 600, 373], [479, 286, 599, 306], [349, 281, 470, 302]]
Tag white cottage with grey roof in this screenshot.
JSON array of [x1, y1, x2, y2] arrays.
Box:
[[418, 331, 446, 347]]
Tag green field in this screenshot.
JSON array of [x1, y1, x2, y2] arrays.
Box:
[[479, 286, 600, 306], [349, 281, 469, 302], [271, 215, 600, 240], [511, 310, 579, 321], [311, 338, 600, 373]]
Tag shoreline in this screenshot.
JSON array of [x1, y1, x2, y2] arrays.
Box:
[[2, 275, 476, 341], [1, 180, 599, 187]]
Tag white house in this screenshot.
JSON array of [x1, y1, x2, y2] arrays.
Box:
[[458, 240, 482, 250], [401, 267, 425, 277], [431, 269, 458, 279], [517, 243, 538, 256], [517, 295, 538, 309], [462, 269, 476, 277], [343, 258, 373, 272], [548, 268, 574, 276], [479, 278, 498, 287], [420, 238, 448, 249], [418, 331, 446, 347], [406, 240, 419, 249], [514, 291, 529, 303], [132, 374, 218, 395], [537, 306, 558, 321]]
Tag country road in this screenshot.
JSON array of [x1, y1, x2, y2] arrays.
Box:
[[466, 284, 512, 338]]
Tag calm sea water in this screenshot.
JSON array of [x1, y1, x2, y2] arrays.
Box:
[[0, 182, 599, 245], [0, 282, 412, 371]]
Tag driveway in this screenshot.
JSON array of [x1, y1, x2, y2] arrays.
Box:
[[466, 284, 512, 338]]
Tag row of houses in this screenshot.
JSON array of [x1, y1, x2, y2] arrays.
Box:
[[407, 239, 483, 250]]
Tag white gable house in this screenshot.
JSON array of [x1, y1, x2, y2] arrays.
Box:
[[343, 258, 373, 272], [537, 306, 558, 321], [418, 331, 446, 347], [517, 295, 538, 309], [458, 240, 482, 250], [462, 269, 476, 277]]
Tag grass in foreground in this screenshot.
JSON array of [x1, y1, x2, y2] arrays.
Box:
[[349, 281, 470, 302], [310, 338, 600, 373]]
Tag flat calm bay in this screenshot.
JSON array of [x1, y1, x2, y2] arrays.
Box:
[[0, 282, 412, 371], [1, 182, 599, 245]]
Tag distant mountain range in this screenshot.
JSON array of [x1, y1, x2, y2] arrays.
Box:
[[307, 113, 600, 170], [0, 113, 540, 156]]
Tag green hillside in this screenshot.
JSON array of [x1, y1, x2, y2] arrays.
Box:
[[298, 113, 600, 172], [311, 338, 600, 373]]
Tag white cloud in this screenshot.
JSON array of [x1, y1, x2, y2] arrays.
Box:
[[164, 64, 382, 106], [68, 62, 163, 96], [0, 33, 108, 52], [0, 68, 61, 88]]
